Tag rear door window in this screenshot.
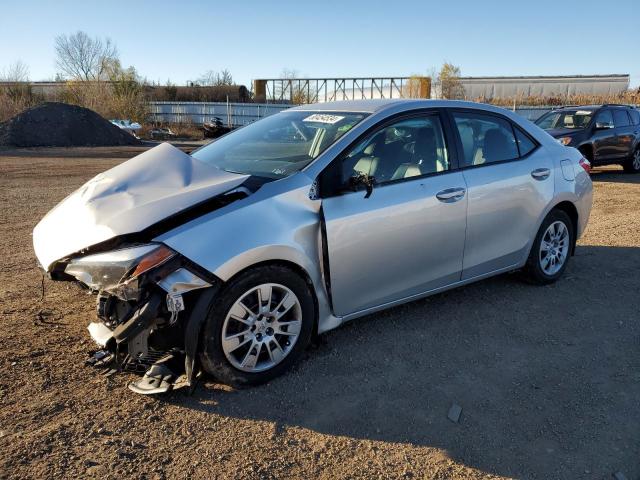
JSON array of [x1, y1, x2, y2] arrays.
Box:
[[452, 112, 519, 166], [594, 110, 614, 128], [630, 109, 640, 126], [613, 110, 631, 128]]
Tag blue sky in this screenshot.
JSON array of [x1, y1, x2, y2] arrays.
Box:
[[1, 0, 638, 87]]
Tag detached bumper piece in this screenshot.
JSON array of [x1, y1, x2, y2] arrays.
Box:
[[128, 353, 189, 395]]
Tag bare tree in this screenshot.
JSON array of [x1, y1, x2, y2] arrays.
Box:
[[0, 60, 30, 82], [278, 68, 311, 103], [54, 31, 118, 81], [0, 61, 34, 121], [197, 69, 234, 86], [217, 69, 233, 86]]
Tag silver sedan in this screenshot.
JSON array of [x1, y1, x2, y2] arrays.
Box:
[[33, 100, 593, 394]]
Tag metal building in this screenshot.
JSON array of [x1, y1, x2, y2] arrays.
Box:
[[454, 74, 630, 100]]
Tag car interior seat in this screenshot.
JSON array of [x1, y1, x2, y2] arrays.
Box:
[[456, 122, 478, 166], [482, 128, 515, 163], [353, 132, 385, 176]]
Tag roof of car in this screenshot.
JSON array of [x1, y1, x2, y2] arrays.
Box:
[[288, 99, 515, 114], [554, 104, 634, 111]]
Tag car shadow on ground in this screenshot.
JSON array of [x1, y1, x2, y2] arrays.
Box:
[[162, 245, 640, 479], [590, 167, 640, 184]]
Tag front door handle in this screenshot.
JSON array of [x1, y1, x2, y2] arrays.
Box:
[[531, 168, 551, 180], [436, 187, 466, 203]]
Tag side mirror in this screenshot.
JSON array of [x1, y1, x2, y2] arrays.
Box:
[[318, 162, 376, 199], [594, 122, 614, 130], [349, 173, 375, 199]]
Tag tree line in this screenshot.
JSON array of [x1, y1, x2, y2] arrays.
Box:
[[0, 31, 241, 122]]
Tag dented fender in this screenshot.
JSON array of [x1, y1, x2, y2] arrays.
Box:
[[157, 172, 341, 334]]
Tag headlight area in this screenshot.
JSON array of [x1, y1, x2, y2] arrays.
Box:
[[63, 243, 217, 395]]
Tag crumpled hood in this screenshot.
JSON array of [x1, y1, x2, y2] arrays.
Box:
[[33, 142, 248, 271]]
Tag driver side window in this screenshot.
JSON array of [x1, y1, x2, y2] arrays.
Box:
[[341, 115, 450, 186]]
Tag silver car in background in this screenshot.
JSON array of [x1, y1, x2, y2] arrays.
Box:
[[33, 100, 593, 394]]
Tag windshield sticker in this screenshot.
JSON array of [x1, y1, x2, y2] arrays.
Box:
[[303, 114, 345, 124]]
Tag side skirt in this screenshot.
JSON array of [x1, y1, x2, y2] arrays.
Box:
[[339, 262, 523, 324]]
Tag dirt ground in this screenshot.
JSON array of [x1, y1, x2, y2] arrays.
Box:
[[0, 146, 638, 480]]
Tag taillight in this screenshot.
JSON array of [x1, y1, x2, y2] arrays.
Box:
[[578, 157, 591, 174]]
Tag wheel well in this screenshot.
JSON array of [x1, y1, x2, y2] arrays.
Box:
[[224, 260, 320, 336], [577, 144, 593, 161], [551, 201, 579, 254]]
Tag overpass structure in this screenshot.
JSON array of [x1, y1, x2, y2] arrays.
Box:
[[253, 74, 631, 103], [253, 77, 432, 103]]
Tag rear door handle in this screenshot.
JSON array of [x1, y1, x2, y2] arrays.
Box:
[[436, 187, 466, 203], [531, 168, 551, 180]]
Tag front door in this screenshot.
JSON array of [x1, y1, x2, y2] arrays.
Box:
[[320, 114, 467, 316]]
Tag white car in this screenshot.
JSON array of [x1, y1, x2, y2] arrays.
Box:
[[110, 119, 142, 137]]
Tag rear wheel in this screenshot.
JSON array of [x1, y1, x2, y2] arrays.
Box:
[[200, 265, 315, 386], [523, 210, 574, 284], [623, 148, 640, 173]]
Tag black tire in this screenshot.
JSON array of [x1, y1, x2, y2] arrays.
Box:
[[199, 265, 315, 387], [522, 209, 574, 285], [622, 147, 640, 174]]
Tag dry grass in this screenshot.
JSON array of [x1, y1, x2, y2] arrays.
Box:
[[478, 91, 640, 107], [0, 84, 42, 122], [0, 80, 148, 124]]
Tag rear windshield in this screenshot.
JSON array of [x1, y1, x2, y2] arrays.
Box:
[[192, 111, 367, 179], [535, 110, 594, 130]]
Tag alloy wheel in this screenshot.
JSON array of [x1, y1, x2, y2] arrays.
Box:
[[633, 150, 640, 171], [539, 221, 570, 276], [221, 283, 302, 373]]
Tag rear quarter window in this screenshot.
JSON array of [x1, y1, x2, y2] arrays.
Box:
[[513, 127, 537, 156], [613, 109, 631, 127], [630, 109, 640, 126]]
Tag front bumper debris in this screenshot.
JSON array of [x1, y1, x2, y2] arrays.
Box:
[[88, 322, 114, 347], [76, 253, 219, 395]]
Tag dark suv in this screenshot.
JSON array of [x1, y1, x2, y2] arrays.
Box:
[[535, 104, 640, 173]]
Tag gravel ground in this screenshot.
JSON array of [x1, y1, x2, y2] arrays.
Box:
[[0, 147, 638, 480]]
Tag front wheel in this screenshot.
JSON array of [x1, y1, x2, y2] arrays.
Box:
[[523, 210, 574, 284], [200, 265, 315, 386], [623, 148, 640, 174]]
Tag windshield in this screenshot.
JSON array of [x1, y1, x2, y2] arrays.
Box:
[[192, 111, 367, 179], [535, 110, 594, 130]]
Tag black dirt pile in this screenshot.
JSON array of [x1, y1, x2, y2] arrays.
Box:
[[0, 102, 142, 147]]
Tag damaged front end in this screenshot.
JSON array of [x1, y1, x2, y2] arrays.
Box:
[[62, 243, 219, 394]]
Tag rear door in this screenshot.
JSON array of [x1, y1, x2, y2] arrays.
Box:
[[320, 112, 468, 316], [592, 109, 619, 162], [448, 110, 555, 279], [612, 109, 635, 158]]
